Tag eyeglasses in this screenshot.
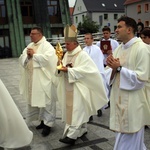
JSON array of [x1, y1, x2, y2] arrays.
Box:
[[30, 32, 40, 35]]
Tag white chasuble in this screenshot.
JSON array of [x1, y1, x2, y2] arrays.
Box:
[[0, 80, 33, 148], [107, 38, 150, 133], [19, 37, 57, 107], [56, 45, 109, 127]]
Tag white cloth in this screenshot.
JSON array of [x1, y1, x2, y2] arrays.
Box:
[[96, 38, 119, 65], [83, 44, 104, 73], [105, 37, 150, 150], [83, 44, 109, 96], [19, 36, 57, 126], [105, 37, 150, 133], [19, 36, 57, 107], [145, 44, 150, 108], [63, 123, 87, 139], [114, 127, 146, 150], [0, 79, 33, 149], [55, 45, 109, 139]]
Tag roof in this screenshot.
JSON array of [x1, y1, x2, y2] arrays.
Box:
[[124, 0, 142, 5], [82, 0, 125, 12]]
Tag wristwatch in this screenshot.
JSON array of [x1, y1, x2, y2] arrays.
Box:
[[116, 66, 122, 72]]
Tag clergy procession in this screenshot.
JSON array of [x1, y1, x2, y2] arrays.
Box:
[[0, 16, 150, 150]]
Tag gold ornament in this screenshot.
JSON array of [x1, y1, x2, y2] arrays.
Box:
[[55, 42, 63, 69]]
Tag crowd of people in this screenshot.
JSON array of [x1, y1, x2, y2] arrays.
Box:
[[0, 16, 150, 150]]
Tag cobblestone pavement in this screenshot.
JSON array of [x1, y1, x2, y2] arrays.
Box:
[[0, 58, 150, 150]]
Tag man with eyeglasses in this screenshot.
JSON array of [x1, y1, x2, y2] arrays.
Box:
[[19, 26, 57, 137]]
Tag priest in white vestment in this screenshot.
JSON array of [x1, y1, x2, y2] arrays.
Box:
[[55, 25, 109, 145], [19, 27, 57, 137], [105, 16, 150, 150], [0, 79, 33, 149]]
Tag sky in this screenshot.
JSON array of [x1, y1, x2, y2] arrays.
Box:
[[68, 0, 76, 7]]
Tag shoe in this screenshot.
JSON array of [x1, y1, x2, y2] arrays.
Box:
[[105, 101, 110, 109], [88, 116, 93, 122], [79, 132, 88, 138], [97, 109, 102, 117], [145, 125, 149, 129], [41, 125, 51, 137], [59, 137, 76, 145], [36, 120, 44, 130]]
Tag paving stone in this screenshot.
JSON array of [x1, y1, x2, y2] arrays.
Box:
[[0, 58, 150, 150]]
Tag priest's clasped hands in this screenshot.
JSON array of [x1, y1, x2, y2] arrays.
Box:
[[106, 54, 121, 70], [27, 48, 35, 59]]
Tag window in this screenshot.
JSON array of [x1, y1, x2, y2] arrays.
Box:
[[80, 6, 82, 11], [50, 1, 57, 5], [47, 0, 61, 23], [0, 0, 4, 4], [145, 3, 149, 12], [20, 0, 33, 17], [0, 0, 5, 17], [0, 0, 7, 24], [82, 15, 84, 21], [76, 16, 78, 23], [114, 26, 117, 31], [104, 14, 108, 20], [145, 21, 149, 27], [48, 6, 54, 16], [114, 14, 118, 20], [99, 15, 102, 26], [137, 5, 141, 13], [47, 0, 59, 16]]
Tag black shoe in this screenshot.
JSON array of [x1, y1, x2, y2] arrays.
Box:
[[88, 116, 93, 122], [59, 137, 76, 145], [79, 132, 88, 138], [105, 101, 110, 109], [97, 109, 102, 117], [36, 120, 44, 129], [145, 125, 149, 129], [41, 125, 51, 137]]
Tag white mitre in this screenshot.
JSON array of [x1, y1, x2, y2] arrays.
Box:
[[64, 24, 78, 42]]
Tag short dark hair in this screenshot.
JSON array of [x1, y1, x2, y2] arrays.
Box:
[[118, 16, 137, 34], [31, 26, 43, 35], [140, 28, 150, 38], [85, 33, 93, 39], [102, 26, 111, 32]]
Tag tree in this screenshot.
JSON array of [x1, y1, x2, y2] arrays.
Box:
[[77, 16, 99, 34]]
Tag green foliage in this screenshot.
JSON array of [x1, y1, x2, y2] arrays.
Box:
[[77, 16, 99, 34]]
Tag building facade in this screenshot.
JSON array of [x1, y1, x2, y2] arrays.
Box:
[[73, 0, 125, 33], [124, 0, 150, 27], [0, 0, 71, 58]]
